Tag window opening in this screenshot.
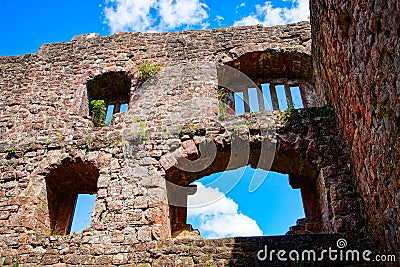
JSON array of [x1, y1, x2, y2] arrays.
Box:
[[232, 82, 305, 113], [248, 88, 260, 112], [45, 159, 99, 235], [290, 86, 304, 109], [234, 92, 245, 115], [262, 83, 273, 111], [120, 103, 129, 112], [105, 105, 114, 126], [87, 71, 131, 126], [70, 194, 96, 233], [275, 85, 288, 110]]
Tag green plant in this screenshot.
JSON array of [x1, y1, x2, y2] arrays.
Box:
[[90, 100, 107, 127], [7, 147, 16, 156], [12, 262, 18, 267], [287, 99, 295, 112], [236, 258, 245, 266], [281, 108, 293, 118], [56, 134, 65, 142], [28, 141, 36, 151], [131, 117, 147, 140], [193, 256, 199, 264], [7, 162, 17, 169], [218, 88, 227, 118], [232, 125, 240, 134], [86, 137, 93, 146], [137, 60, 160, 81], [69, 143, 77, 150], [45, 140, 51, 145]]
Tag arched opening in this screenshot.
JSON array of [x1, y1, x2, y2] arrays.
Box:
[[186, 166, 305, 238], [45, 158, 99, 235], [163, 124, 322, 238], [86, 71, 131, 125], [221, 50, 320, 113]]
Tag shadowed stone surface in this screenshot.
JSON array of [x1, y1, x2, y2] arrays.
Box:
[[311, 0, 400, 255]]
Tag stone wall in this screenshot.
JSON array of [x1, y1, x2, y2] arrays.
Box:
[[1, 234, 376, 266], [311, 0, 400, 254], [0, 19, 386, 265]]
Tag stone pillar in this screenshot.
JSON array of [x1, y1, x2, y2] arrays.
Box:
[[269, 84, 279, 110], [284, 83, 294, 109], [243, 88, 250, 113], [113, 102, 121, 114], [256, 84, 265, 111], [166, 184, 197, 237]]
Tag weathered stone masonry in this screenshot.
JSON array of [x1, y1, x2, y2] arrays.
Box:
[[311, 0, 400, 255], [0, 11, 396, 266]]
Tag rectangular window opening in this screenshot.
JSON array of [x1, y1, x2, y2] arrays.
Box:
[[70, 194, 96, 234], [120, 103, 129, 113], [105, 104, 114, 126], [248, 88, 260, 113], [234, 92, 245, 115], [262, 83, 273, 110], [290, 86, 304, 109], [275, 85, 288, 110]]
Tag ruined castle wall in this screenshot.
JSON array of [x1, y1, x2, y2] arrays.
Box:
[[311, 0, 400, 253], [0, 22, 312, 145], [0, 20, 373, 265], [0, 22, 312, 236]]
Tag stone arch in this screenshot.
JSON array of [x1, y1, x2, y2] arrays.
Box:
[[225, 50, 313, 82], [86, 71, 132, 122], [161, 114, 324, 237], [19, 152, 102, 235]]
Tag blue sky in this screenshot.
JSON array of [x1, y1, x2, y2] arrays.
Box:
[[0, 0, 309, 56], [0, 0, 309, 237], [187, 168, 305, 238]]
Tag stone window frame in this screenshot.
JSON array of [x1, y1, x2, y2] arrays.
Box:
[[86, 71, 132, 126], [44, 158, 100, 235]]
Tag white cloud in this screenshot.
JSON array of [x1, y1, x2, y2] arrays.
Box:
[[215, 15, 224, 21], [104, 0, 209, 33], [234, 0, 309, 27], [214, 15, 224, 26], [187, 183, 263, 238], [233, 15, 263, 27], [235, 2, 246, 13]]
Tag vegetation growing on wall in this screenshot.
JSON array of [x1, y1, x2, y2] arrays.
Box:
[[218, 87, 227, 118], [90, 100, 107, 127], [137, 60, 160, 81]]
